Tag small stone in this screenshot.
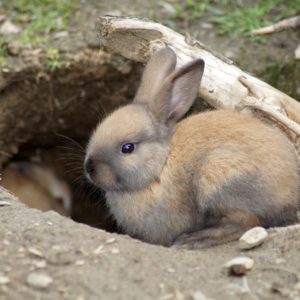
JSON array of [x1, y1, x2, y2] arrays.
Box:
[[295, 45, 300, 60], [111, 248, 120, 254], [28, 247, 43, 258], [53, 31, 69, 39], [200, 22, 214, 29], [52, 245, 61, 251], [93, 244, 104, 255], [192, 291, 208, 300], [275, 258, 286, 264], [167, 268, 175, 273], [0, 201, 12, 206], [0, 20, 20, 35], [105, 237, 116, 244], [225, 256, 254, 276], [239, 227, 268, 250], [32, 260, 47, 269], [75, 260, 85, 266], [0, 276, 10, 285], [3, 239, 10, 246], [26, 273, 53, 289]]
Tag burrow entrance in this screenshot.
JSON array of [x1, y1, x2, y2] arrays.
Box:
[[0, 49, 143, 232], [0, 48, 211, 233]]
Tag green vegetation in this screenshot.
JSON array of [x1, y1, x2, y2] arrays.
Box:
[[0, 0, 78, 67], [4, 0, 78, 45], [46, 48, 64, 69], [0, 41, 7, 66], [168, 0, 300, 37]]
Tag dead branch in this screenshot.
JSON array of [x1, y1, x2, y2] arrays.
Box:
[[238, 76, 300, 146], [252, 16, 300, 36], [97, 16, 300, 128]]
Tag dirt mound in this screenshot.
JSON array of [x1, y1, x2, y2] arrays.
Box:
[[0, 188, 300, 300]]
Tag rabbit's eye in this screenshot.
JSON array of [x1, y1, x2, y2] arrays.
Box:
[[121, 143, 135, 154]]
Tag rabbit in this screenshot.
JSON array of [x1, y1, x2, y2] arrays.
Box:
[[1, 161, 72, 216], [84, 47, 299, 249]]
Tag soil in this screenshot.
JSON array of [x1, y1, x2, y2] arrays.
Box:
[[0, 0, 300, 299], [1, 189, 300, 300]]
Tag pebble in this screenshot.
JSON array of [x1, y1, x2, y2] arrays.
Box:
[[166, 268, 175, 273], [0, 275, 10, 285], [0, 20, 20, 35], [32, 260, 47, 269], [93, 244, 104, 255], [111, 248, 120, 254], [28, 247, 44, 258], [26, 273, 53, 289], [225, 256, 254, 276], [192, 291, 208, 300], [239, 227, 268, 250], [105, 237, 116, 244], [53, 31, 69, 39], [3, 239, 10, 246], [275, 258, 286, 264], [75, 260, 85, 266], [0, 201, 12, 206], [200, 22, 214, 29]]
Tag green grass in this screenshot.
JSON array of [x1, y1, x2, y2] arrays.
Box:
[[46, 48, 64, 69], [167, 0, 300, 38], [0, 42, 7, 66], [4, 0, 78, 45]]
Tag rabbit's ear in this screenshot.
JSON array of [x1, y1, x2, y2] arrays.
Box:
[[164, 58, 204, 125], [134, 47, 177, 104]]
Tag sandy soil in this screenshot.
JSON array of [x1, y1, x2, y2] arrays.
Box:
[[1, 188, 300, 300]]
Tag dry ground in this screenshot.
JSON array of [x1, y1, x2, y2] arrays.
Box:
[[1, 189, 300, 300]]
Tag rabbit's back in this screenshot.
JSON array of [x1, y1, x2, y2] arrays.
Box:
[[169, 110, 299, 228]]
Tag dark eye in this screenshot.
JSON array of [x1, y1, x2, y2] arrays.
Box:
[[121, 143, 135, 154]]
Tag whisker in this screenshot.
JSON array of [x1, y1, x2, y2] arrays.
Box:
[[55, 133, 86, 153], [87, 102, 105, 122]]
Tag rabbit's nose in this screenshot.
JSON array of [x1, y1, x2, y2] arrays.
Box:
[[84, 157, 95, 177]]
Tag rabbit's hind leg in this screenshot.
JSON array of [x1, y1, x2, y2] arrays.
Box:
[[172, 211, 258, 249]]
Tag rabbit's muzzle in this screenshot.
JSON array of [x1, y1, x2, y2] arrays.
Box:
[[85, 157, 118, 191]]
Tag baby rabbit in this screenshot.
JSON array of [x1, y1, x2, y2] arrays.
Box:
[[84, 47, 299, 249], [2, 162, 72, 216]]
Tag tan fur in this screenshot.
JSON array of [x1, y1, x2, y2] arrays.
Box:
[[85, 48, 299, 248], [1, 163, 71, 216], [225, 211, 260, 228]]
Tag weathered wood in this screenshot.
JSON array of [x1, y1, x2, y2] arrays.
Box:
[[97, 16, 300, 128], [252, 16, 300, 36]]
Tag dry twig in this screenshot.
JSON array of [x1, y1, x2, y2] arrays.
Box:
[[252, 16, 300, 36]]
